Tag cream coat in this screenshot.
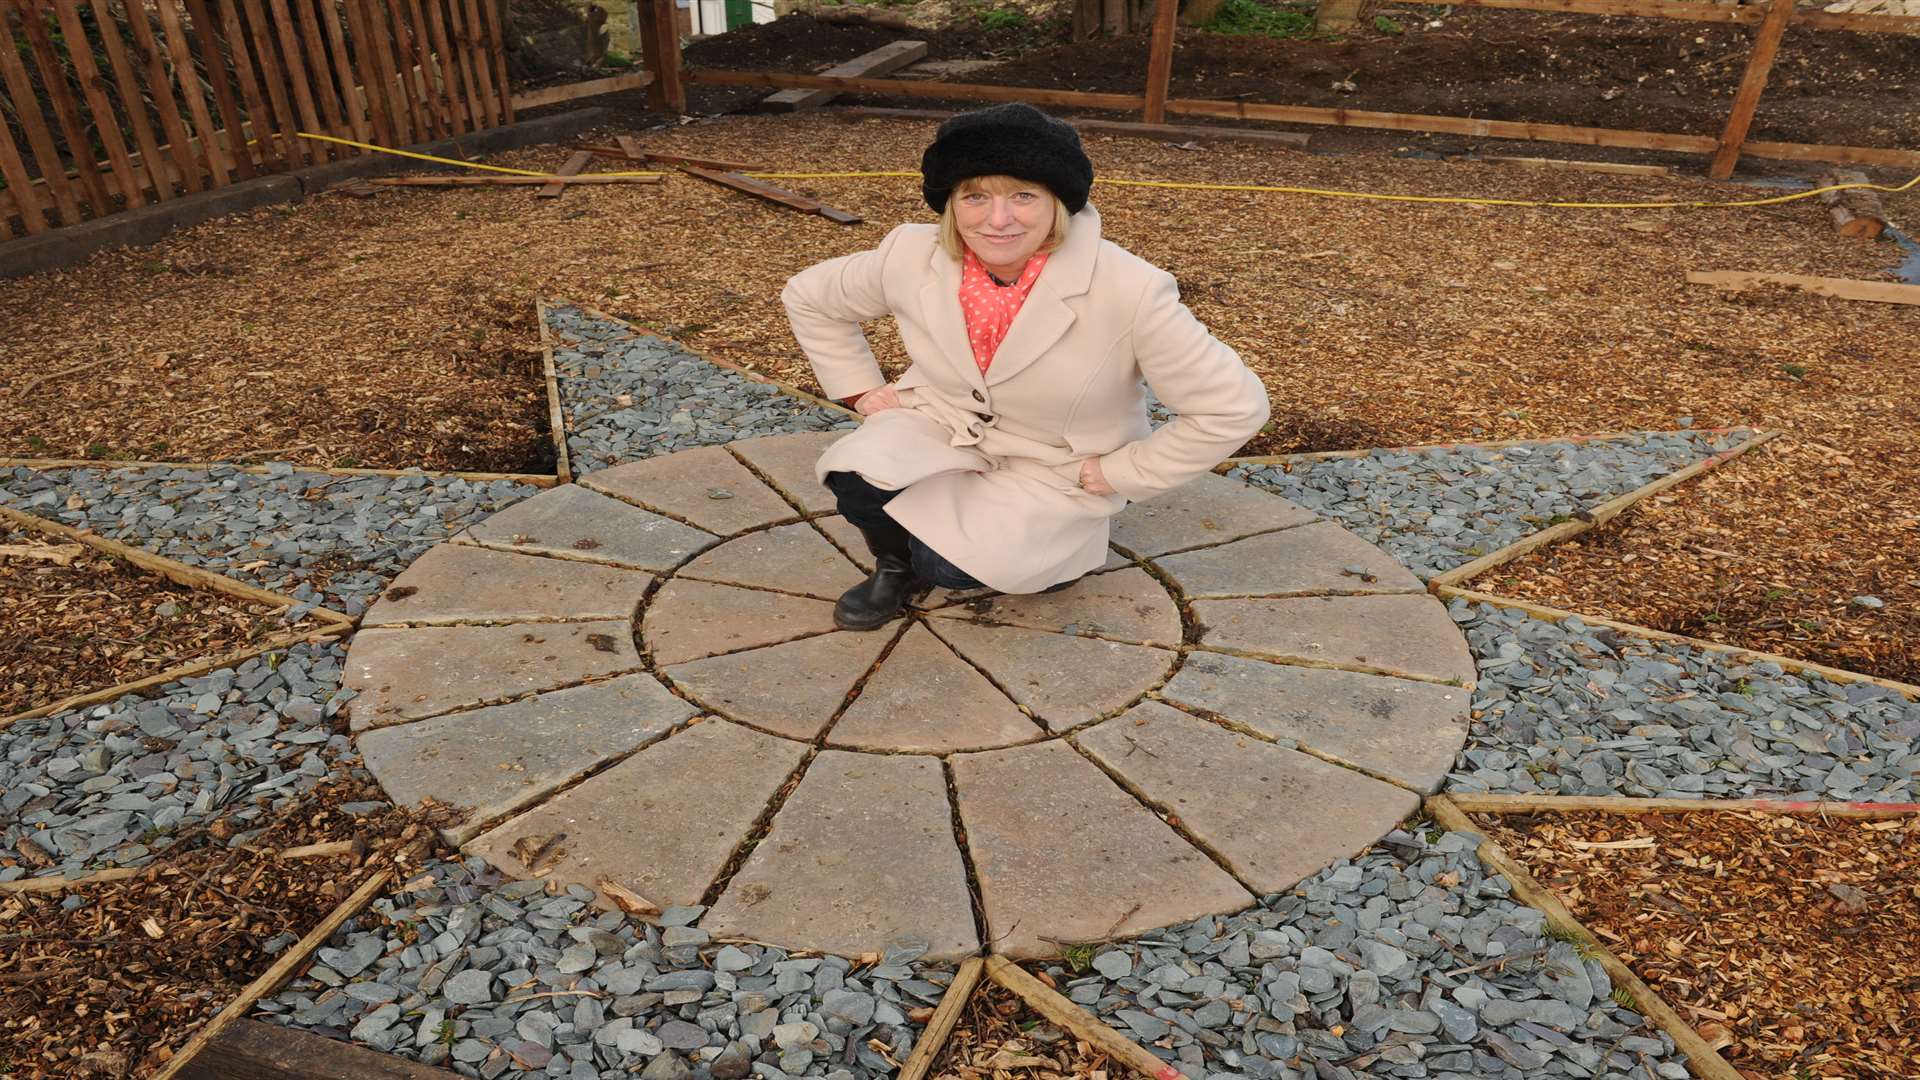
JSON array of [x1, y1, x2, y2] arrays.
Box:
[[782, 205, 1270, 594]]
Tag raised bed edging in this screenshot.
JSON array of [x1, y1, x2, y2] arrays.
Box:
[[0, 107, 616, 281]]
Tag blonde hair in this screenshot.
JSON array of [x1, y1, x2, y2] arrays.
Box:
[[938, 175, 1073, 260]]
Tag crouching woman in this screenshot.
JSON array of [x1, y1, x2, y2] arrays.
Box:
[[782, 103, 1270, 630]]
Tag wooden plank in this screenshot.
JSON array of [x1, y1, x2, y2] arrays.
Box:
[[895, 957, 985, 1080], [0, 53, 50, 232], [150, 869, 398, 1080], [184, 0, 259, 179], [1142, 0, 1177, 124], [834, 105, 1313, 149], [1426, 428, 1780, 588], [267, 0, 332, 161], [176, 1018, 462, 1080], [457, 0, 500, 128], [16, 0, 113, 213], [399, 0, 446, 137], [1435, 585, 1920, 699], [684, 69, 1146, 113], [240, 0, 312, 168], [367, 173, 661, 186], [1426, 795, 1747, 1080], [1445, 0, 1920, 33], [535, 148, 593, 198], [50, 0, 144, 208], [1221, 426, 1754, 467], [315, 0, 373, 143], [1485, 155, 1671, 176], [0, 867, 141, 893], [420, 0, 467, 133], [985, 956, 1191, 1080], [763, 39, 928, 112], [1167, 95, 1721, 153], [216, 0, 287, 169], [121, 0, 211, 185], [509, 69, 654, 111], [680, 165, 863, 223], [0, 455, 558, 485], [341, 0, 398, 149], [1687, 270, 1920, 306], [479, 0, 511, 121], [536, 299, 574, 485], [291, 0, 351, 145], [0, 7, 84, 224], [1709, 0, 1796, 180], [1443, 793, 1920, 817], [154, 0, 237, 183]]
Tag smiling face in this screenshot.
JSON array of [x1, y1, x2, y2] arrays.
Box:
[[949, 175, 1061, 276]]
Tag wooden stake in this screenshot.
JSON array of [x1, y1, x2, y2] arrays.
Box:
[[985, 956, 1191, 1080], [537, 149, 595, 198], [1142, 0, 1179, 125], [896, 957, 985, 1080], [537, 299, 576, 485], [762, 39, 928, 112], [1687, 270, 1920, 306], [1425, 795, 1747, 1080], [679, 165, 862, 223], [1709, 0, 1796, 180], [1485, 155, 1671, 177]]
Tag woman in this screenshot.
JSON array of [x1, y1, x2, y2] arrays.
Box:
[[783, 103, 1270, 631]]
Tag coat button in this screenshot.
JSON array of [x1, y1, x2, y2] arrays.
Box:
[[971, 389, 985, 403]]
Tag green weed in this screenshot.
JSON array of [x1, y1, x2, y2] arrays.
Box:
[[1372, 14, 1403, 32], [976, 6, 1029, 29], [1202, 0, 1316, 38]]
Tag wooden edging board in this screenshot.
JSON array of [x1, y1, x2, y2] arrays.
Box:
[[536, 298, 576, 484], [152, 867, 398, 1079], [1423, 794, 1746, 1080], [1432, 584, 1920, 700], [984, 956, 1191, 1080], [895, 956, 985, 1080], [176, 1017, 463, 1079], [1687, 271, 1920, 307], [1218, 425, 1752, 469], [1425, 428, 1780, 589], [0, 456, 558, 487], [831, 106, 1312, 150], [1445, 793, 1920, 817]]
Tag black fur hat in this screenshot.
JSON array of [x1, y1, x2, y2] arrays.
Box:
[[920, 103, 1095, 215]]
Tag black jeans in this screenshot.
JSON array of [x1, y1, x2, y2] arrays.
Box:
[[824, 471, 986, 591]]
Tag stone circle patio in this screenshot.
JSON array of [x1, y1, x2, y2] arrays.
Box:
[[343, 432, 1475, 961]]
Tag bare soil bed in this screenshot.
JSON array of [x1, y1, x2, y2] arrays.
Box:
[[0, 777, 445, 1079], [1474, 809, 1920, 1079], [0, 525, 305, 718], [3, 112, 1914, 679]]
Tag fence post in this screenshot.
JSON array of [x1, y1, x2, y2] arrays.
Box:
[[1142, 0, 1177, 124], [637, 0, 685, 112], [1709, 0, 1795, 180]]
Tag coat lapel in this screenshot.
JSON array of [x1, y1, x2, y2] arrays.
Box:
[[982, 205, 1102, 387], [918, 245, 990, 397]]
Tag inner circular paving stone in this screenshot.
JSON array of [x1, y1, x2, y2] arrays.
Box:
[[343, 434, 1478, 962]]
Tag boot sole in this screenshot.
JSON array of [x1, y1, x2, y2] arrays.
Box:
[[833, 606, 903, 632]]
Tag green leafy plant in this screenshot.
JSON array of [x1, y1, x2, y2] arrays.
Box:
[[1611, 986, 1636, 1008], [976, 5, 1029, 29], [1062, 942, 1096, 972], [1372, 14, 1403, 33], [1202, 0, 1316, 38], [1779, 362, 1809, 379]]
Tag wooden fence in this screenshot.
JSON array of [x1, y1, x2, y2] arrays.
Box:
[[0, 0, 512, 237], [682, 0, 1920, 178]]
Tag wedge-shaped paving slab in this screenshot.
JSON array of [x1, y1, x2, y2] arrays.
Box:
[[363, 544, 654, 626], [927, 567, 1181, 646], [728, 431, 844, 515], [952, 740, 1251, 957], [662, 631, 890, 740], [1108, 472, 1317, 557], [1193, 594, 1476, 686], [1157, 651, 1468, 792], [931, 619, 1175, 731], [582, 446, 795, 535], [811, 515, 872, 572], [467, 720, 804, 912], [358, 674, 697, 842], [641, 580, 838, 666], [704, 751, 976, 961], [828, 624, 1042, 752], [677, 523, 865, 601], [1156, 521, 1424, 599], [1080, 701, 1420, 894], [459, 484, 715, 571], [345, 621, 642, 730]]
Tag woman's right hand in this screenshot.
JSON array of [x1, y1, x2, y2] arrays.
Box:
[[854, 385, 903, 416]]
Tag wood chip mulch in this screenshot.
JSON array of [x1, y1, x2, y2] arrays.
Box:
[[0, 524, 317, 719], [0, 776, 453, 1079], [1474, 809, 1920, 1080], [3, 112, 1914, 678], [930, 978, 1135, 1080]]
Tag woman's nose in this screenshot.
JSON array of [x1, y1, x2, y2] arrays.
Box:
[[988, 199, 1016, 227]]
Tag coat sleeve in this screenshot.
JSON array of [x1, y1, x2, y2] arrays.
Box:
[[781, 224, 915, 402], [1096, 268, 1271, 503]]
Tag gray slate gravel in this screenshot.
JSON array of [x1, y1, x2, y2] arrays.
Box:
[[0, 642, 362, 880], [1230, 430, 1751, 579], [1448, 600, 1919, 801], [546, 305, 854, 475], [0, 466, 540, 616]]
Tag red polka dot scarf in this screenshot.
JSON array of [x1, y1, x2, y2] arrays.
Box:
[[959, 249, 1050, 374]]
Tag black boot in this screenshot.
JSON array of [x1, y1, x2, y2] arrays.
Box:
[[835, 526, 920, 631]]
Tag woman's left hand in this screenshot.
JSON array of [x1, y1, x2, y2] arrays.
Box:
[[1078, 457, 1118, 496]]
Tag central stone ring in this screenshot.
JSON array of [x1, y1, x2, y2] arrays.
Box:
[[344, 433, 1475, 961]]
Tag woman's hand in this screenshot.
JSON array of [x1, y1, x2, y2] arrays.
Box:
[[1078, 457, 1118, 496], [853, 385, 903, 416]]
